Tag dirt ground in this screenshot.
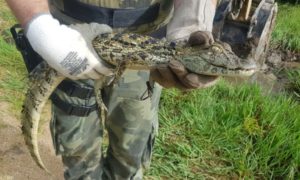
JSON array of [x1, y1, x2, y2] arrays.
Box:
[[0, 102, 64, 180]]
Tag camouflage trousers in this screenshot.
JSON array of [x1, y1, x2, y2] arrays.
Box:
[[50, 70, 162, 180]]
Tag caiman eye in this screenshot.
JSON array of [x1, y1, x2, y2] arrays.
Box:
[[212, 46, 222, 53]]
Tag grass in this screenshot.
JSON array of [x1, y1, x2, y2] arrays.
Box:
[[0, 31, 27, 113], [285, 69, 300, 101], [271, 4, 300, 51], [0, 0, 27, 114], [0, 0, 299, 179], [145, 82, 300, 179]]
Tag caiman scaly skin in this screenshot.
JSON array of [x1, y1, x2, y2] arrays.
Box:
[[21, 32, 257, 172], [93, 33, 256, 76]]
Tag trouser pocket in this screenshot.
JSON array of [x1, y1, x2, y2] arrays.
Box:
[[50, 84, 103, 156], [50, 104, 103, 156]]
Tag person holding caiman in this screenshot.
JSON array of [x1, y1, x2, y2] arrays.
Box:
[[5, 0, 277, 179]]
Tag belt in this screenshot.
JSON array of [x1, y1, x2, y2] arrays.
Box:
[[57, 80, 95, 99], [62, 0, 160, 28]]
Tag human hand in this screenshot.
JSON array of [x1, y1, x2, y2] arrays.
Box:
[[25, 14, 114, 80], [150, 31, 219, 90]]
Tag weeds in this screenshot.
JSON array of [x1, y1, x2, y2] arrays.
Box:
[[146, 81, 300, 179], [0, 22, 27, 113], [285, 69, 300, 101], [271, 4, 300, 52]]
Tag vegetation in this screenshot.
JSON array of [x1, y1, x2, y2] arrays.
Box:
[[145, 81, 300, 179], [0, 0, 26, 113], [276, 0, 299, 5], [0, 0, 299, 179], [271, 4, 300, 51], [285, 69, 300, 101]]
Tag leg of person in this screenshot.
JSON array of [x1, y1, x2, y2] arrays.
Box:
[[101, 70, 162, 180], [50, 79, 104, 180]]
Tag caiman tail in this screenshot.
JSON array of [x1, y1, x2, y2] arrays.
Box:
[[21, 61, 64, 173]]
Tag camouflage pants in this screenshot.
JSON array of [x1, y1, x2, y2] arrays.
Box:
[[50, 70, 162, 180]]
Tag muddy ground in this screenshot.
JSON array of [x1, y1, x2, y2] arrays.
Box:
[[0, 49, 299, 180], [226, 49, 300, 92]]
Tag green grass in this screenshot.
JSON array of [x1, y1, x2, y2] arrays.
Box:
[[0, 0, 27, 113], [0, 36, 27, 113], [0, 1, 16, 26], [272, 4, 300, 51], [285, 69, 300, 101], [0, 1, 27, 113], [146, 82, 300, 179]]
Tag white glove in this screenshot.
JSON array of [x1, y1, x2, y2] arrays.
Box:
[[26, 14, 113, 80]]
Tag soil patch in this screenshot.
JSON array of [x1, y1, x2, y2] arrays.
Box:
[[225, 48, 300, 93], [0, 102, 64, 180]]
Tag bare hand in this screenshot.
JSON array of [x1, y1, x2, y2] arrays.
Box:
[[150, 31, 219, 90]]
